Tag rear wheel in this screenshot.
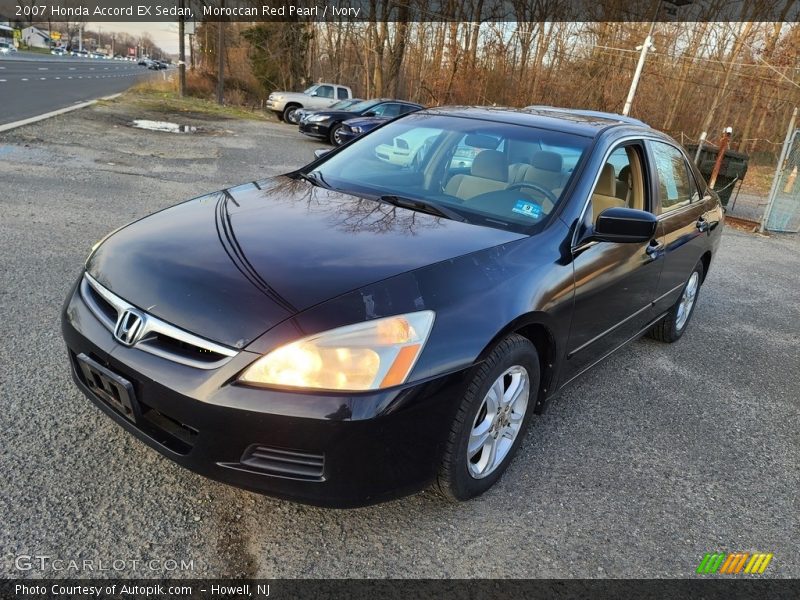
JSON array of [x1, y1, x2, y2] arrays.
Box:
[[437, 334, 539, 501], [649, 261, 704, 343]]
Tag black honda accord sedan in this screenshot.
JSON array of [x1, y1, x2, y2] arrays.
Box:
[[62, 107, 723, 507], [299, 98, 423, 145]]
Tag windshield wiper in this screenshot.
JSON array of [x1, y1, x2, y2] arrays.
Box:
[[291, 170, 330, 189], [378, 195, 467, 222]]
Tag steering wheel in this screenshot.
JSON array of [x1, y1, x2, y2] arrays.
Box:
[[506, 182, 558, 205]]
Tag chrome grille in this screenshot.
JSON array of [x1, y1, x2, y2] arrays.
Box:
[[80, 273, 238, 370]]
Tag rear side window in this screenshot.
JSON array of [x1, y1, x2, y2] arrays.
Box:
[[337, 87, 349, 100], [651, 141, 693, 213], [371, 103, 397, 117]]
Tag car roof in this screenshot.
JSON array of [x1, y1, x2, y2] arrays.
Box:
[[420, 106, 651, 137], [364, 98, 422, 106]]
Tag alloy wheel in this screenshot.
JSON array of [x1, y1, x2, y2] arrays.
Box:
[[467, 365, 530, 479], [676, 271, 699, 331]]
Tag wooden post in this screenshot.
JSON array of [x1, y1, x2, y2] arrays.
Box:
[[178, 0, 186, 97], [709, 127, 732, 190]]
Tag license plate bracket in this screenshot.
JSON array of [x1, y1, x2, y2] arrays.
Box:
[[75, 353, 139, 423]]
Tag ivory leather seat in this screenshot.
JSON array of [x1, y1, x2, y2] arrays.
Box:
[[592, 164, 625, 221], [445, 150, 508, 200]]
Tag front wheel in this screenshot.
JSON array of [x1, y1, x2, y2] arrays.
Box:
[[283, 105, 300, 124], [329, 123, 344, 146], [436, 334, 539, 501], [649, 261, 704, 343]]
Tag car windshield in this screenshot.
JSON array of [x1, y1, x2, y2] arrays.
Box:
[[312, 113, 592, 234], [328, 99, 360, 111], [344, 99, 383, 114]]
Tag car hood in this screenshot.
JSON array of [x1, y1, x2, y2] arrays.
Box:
[[87, 177, 525, 348], [310, 110, 358, 120], [344, 116, 388, 128], [273, 91, 309, 100]]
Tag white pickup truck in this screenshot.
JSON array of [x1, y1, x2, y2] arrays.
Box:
[[267, 83, 353, 124]]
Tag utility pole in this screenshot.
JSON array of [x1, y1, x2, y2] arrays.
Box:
[[622, 0, 662, 117], [216, 8, 225, 105], [178, 0, 186, 97], [188, 33, 194, 70]]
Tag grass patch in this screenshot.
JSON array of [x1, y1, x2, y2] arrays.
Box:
[[126, 80, 270, 121], [18, 47, 51, 55]]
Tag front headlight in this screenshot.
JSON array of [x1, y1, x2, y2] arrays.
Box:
[[308, 114, 329, 123], [238, 311, 435, 392], [350, 126, 362, 134]]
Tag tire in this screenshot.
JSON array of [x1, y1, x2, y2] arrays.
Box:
[[283, 104, 300, 124], [436, 334, 539, 501], [329, 123, 344, 146], [648, 261, 704, 343]]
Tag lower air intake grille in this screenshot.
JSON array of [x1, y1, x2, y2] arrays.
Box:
[[239, 445, 325, 481]]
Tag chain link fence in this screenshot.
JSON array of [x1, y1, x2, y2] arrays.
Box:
[[763, 129, 800, 233]]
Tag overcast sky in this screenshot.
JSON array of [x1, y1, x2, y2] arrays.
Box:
[[89, 21, 183, 54]]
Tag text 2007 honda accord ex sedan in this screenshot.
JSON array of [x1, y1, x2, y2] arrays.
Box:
[[62, 107, 723, 507]]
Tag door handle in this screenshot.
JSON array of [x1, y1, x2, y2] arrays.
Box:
[[696, 216, 710, 232], [645, 239, 663, 257]]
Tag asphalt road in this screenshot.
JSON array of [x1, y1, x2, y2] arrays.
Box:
[[0, 53, 155, 125], [0, 97, 798, 579]]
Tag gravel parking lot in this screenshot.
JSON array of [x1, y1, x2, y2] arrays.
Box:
[[1, 96, 798, 579]]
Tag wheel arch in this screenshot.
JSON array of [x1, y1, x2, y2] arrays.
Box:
[[475, 313, 560, 414]]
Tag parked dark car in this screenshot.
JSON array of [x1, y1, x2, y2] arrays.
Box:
[[293, 98, 364, 126], [62, 107, 723, 507], [299, 98, 423, 145], [336, 106, 424, 145]]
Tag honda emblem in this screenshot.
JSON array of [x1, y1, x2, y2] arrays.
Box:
[[114, 308, 145, 346]]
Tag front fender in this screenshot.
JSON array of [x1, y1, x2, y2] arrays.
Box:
[[245, 221, 575, 406]]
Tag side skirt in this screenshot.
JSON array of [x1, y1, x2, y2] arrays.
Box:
[[541, 310, 669, 408]]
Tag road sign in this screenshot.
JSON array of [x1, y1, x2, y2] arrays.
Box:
[[51, 32, 62, 41]]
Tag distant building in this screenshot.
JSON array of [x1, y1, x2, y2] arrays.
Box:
[[21, 26, 50, 48], [0, 22, 15, 45]]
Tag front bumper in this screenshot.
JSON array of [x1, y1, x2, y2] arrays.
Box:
[[61, 278, 468, 507], [299, 121, 330, 140], [266, 99, 283, 112]]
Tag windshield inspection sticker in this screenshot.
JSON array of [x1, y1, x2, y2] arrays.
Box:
[[511, 200, 542, 219]]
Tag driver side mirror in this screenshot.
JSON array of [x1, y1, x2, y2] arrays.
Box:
[[593, 207, 657, 243], [313, 148, 331, 160], [363, 111, 376, 117]]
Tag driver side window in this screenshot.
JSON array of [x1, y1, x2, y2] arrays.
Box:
[[316, 85, 334, 99], [590, 145, 646, 223]]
